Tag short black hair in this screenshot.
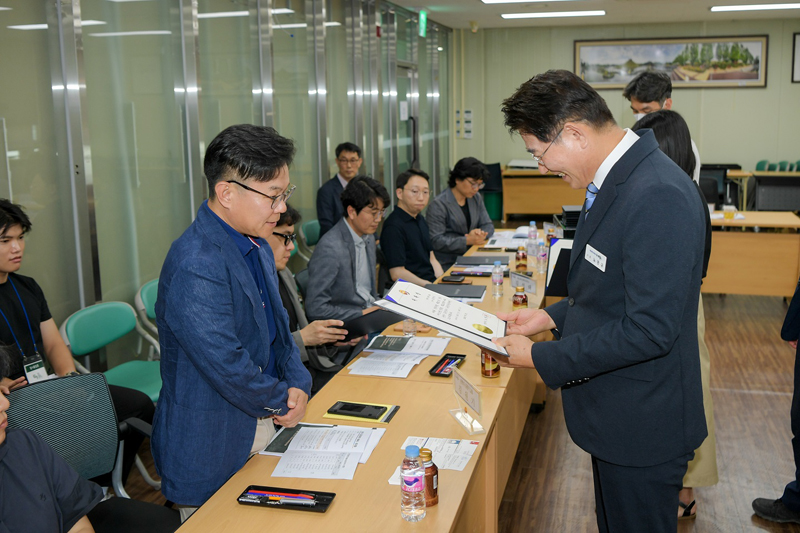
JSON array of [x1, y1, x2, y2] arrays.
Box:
[[341, 175, 390, 216], [623, 71, 672, 105], [396, 169, 430, 191], [335, 142, 362, 159], [0, 199, 32, 235], [448, 157, 489, 188], [277, 203, 302, 227], [204, 124, 295, 199], [501, 69, 616, 143], [632, 110, 695, 179]]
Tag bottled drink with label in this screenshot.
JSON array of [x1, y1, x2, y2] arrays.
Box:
[[515, 246, 527, 271], [512, 286, 528, 310], [527, 221, 538, 258], [491, 261, 504, 297], [419, 448, 439, 506], [401, 445, 426, 522], [536, 238, 548, 274]]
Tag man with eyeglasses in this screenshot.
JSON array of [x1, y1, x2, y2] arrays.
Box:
[[153, 124, 311, 521], [317, 142, 364, 237], [307, 175, 390, 323], [380, 169, 443, 286], [266, 204, 366, 394], [494, 70, 707, 533]]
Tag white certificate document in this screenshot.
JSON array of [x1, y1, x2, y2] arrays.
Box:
[[365, 335, 451, 356], [378, 281, 507, 355], [347, 358, 416, 378]]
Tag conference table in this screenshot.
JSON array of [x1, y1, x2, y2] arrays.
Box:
[[703, 211, 800, 297], [501, 168, 585, 219], [178, 248, 548, 532]]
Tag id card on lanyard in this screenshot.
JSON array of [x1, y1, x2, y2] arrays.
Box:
[[0, 278, 48, 384]]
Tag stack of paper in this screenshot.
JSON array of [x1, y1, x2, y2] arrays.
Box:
[[267, 425, 386, 480], [346, 336, 451, 378]]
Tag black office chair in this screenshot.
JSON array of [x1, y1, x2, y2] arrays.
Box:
[[483, 163, 503, 193], [699, 177, 719, 209], [295, 268, 310, 301], [7, 374, 179, 533]]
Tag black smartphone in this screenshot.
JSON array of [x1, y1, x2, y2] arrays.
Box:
[[327, 401, 387, 420], [441, 275, 465, 283]]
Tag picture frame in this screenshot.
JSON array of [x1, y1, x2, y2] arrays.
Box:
[[575, 35, 768, 89], [793, 33, 800, 83]]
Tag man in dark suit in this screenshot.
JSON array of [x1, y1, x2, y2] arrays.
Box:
[[494, 70, 707, 532], [316, 142, 363, 237], [752, 279, 800, 524]]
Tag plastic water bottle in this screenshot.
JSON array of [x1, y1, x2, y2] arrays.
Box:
[[536, 238, 548, 274], [491, 260, 504, 297], [527, 221, 538, 258], [401, 445, 426, 522]]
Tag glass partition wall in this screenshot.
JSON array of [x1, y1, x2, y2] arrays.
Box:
[[0, 0, 450, 369]]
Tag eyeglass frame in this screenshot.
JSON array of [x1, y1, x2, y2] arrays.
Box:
[[464, 178, 485, 190], [361, 207, 386, 220], [336, 157, 362, 165], [272, 232, 297, 247], [402, 186, 430, 197], [529, 128, 564, 166], [226, 180, 296, 209]]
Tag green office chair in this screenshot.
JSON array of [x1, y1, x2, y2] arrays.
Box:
[[796, 160, 800, 172], [778, 161, 790, 171], [59, 301, 162, 404], [768, 163, 778, 171], [755, 159, 769, 171], [134, 279, 159, 360], [296, 219, 321, 262]]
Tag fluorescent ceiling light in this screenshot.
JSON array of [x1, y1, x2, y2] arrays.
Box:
[[501, 10, 605, 19], [0, 7, 12, 11], [711, 3, 800, 11], [198, 11, 247, 19], [484, 0, 584, 3], [272, 8, 294, 14], [8, 20, 105, 30], [273, 21, 341, 29], [89, 30, 171, 37], [106, 0, 156, 3]]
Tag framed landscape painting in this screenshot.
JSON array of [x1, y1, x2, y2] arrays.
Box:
[[575, 36, 768, 89]]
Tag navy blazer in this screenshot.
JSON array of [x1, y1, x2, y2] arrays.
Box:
[[152, 203, 312, 506], [782, 278, 800, 342], [317, 176, 344, 237], [531, 130, 708, 468]]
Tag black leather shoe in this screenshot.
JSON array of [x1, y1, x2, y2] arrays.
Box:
[[752, 498, 800, 524]]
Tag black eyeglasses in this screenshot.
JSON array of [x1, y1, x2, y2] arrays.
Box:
[[530, 128, 563, 166], [272, 232, 297, 246], [226, 180, 296, 209]]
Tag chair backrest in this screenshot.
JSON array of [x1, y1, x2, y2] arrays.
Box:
[[295, 268, 310, 301], [768, 163, 778, 171], [137, 279, 158, 320], [7, 373, 118, 480], [302, 219, 321, 247], [755, 159, 769, 171], [778, 160, 790, 171], [699, 177, 719, 207], [61, 302, 138, 356], [482, 163, 503, 192]]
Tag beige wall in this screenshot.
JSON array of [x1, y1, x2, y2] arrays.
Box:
[[452, 19, 800, 170]]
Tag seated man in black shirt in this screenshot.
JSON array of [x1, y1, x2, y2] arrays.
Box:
[[266, 204, 365, 394], [380, 169, 443, 286], [0, 199, 153, 487]]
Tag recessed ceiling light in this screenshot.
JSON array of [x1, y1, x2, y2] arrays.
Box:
[[501, 10, 605, 19], [89, 30, 171, 37], [197, 11, 247, 19], [484, 0, 584, 3], [8, 20, 105, 30], [0, 7, 12, 11], [711, 3, 800, 11]]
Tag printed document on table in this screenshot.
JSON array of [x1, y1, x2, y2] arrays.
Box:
[[287, 425, 371, 455], [365, 335, 451, 356], [377, 281, 507, 355], [347, 358, 416, 378], [272, 451, 361, 480], [399, 436, 480, 471], [362, 352, 430, 364]]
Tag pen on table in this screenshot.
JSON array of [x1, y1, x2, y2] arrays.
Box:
[[435, 359, 449, 373], [278, 498, 316, 506]]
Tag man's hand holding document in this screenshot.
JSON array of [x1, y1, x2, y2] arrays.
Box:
[[375, 281, 508, 356]]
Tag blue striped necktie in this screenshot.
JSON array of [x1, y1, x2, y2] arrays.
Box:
[[584, 182, 599, 218]]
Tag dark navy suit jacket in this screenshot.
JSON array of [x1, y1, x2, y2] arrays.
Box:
[[317, 176, 344, 237], [782, 279, 800, 342], [531, 129, 708, 468]]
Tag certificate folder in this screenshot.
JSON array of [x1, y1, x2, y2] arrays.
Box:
[[375, 281, 507, 356], [453, 255, 508, 266], [423, 284, 486, 300]]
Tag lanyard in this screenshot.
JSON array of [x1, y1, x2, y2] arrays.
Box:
[[0, 277, 40, 357]]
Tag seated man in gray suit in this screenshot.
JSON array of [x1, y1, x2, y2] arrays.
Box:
[[266, 204, 365, 394], [306, 175, 390, 322]]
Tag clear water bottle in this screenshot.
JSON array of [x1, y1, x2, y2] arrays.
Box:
[[491, 260, 504, 297], [401, 445, 426, 522], [536, 238, 548, 274], [527, 221, 538, 258]]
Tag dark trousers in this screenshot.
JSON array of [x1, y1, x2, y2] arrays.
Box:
[[782, 345, 800, 511], [92, 385, 155, 487], [591, 452, 693, 533]]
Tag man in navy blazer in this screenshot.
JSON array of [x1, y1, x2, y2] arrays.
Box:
[[316, 142, 363, 237], [753, 278, 800, 524], [153, 125, 312, 520], [495, 70, 707, 532]]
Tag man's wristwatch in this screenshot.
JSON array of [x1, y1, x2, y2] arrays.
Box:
[[65, 371, 81, 377]]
